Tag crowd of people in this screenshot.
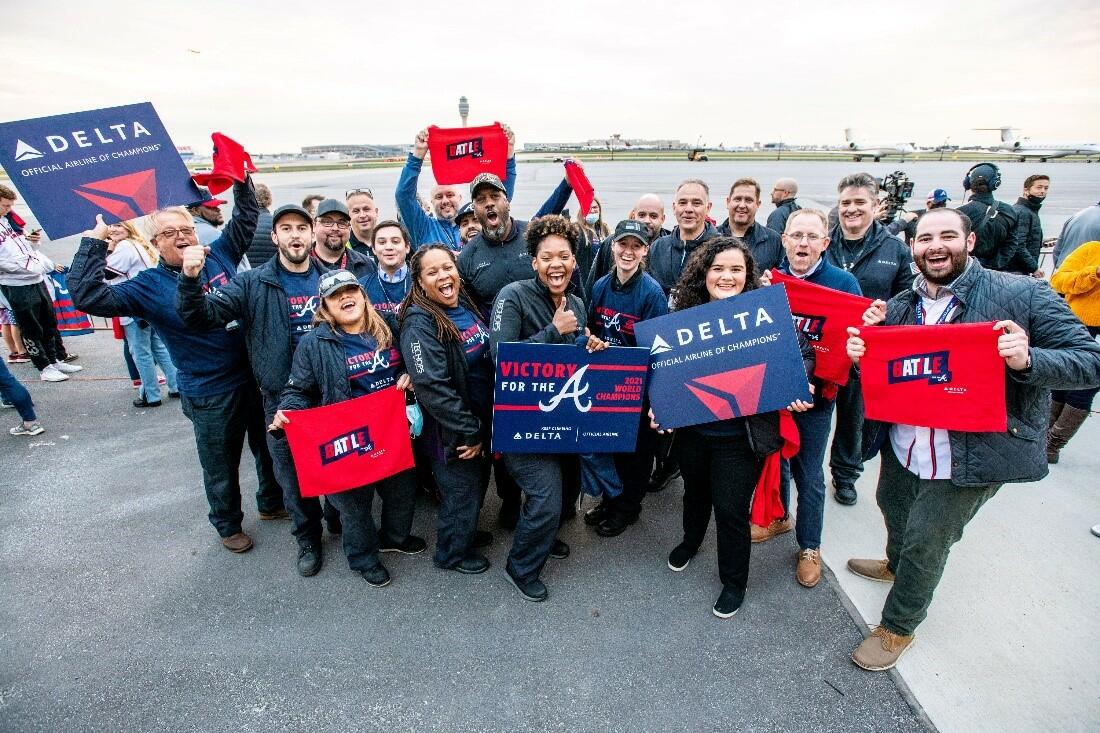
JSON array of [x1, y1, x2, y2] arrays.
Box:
[[3, 128, 1100, 673]]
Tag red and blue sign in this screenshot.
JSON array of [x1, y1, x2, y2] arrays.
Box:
[[0, 103, 200, 239], [491, 342, 650, 453], [634, 285, 812, 430]]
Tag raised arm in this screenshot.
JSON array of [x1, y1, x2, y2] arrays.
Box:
[[210, 176, 260, 267]]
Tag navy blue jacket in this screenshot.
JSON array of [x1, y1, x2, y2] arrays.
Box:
[[766, 198, 801, 234], [647, 223, 722, 295], [587, 269, 669, 347], [718, 220, 784, 272], [777, 257, 863, 296], [457, 218, 533, 314], [824, 221, 914, 302]]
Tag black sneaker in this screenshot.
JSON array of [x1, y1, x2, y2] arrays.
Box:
[[595, 513, 637, 538], [712, 586, 745, 619], [168, 391, 181, 399], [498, 501, 520, 531], [379, 534, 427, 555], [297, 544, 322, 577], [834, 482, 858, 506], [648, 466, 681, 494], [360, 564, 391, 588], [549, 538, 570, 559], [583, 503, 611, 526], [452, 554, 490, 575], [667, 542, 696, 572], [471, 529, 493, 549], [504, 567, 548, 602], [133, 395, 162, 408]]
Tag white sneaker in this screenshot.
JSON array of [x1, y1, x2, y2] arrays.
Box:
[[40, 365, 69, 382], [53, 361, 83, 374]]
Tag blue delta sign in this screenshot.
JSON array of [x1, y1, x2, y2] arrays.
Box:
[[492, 342, 650, 453], [0, 102, 200, 238], [633, 284, 812, 431]]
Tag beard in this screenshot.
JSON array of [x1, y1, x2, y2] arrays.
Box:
[[280, 243, 311, 265], [917, 249, 969, 285]]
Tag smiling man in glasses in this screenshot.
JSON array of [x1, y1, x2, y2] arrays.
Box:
[[310, 199, 373, 279], [70, 174, 287, 556]]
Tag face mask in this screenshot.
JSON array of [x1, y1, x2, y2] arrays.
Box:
[[1027, 194, 1046, 205], [584, 213, 599, 225]]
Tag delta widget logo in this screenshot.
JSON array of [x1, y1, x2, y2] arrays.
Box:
[[792, 313, 825, 342], [319, 426, 375, 465], [683, 363, 767, 420], [887, 350, 952, 385], [72, 169, 159, 220], [446, 138, 484, 160]]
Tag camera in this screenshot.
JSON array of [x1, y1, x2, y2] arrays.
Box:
[[876, 171, 915, 222]]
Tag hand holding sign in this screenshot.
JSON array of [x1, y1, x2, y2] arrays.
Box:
[[552, 299, 579, 337], [181, 245, 209, 278], [846, 326, 866, 364], [413, 128, 429, 160], [863, 300, 887, 326]]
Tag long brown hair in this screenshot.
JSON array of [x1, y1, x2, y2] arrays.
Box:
[[314, 286, 393, 348], [399, 244, 481, 342], [672, 236, 760, 312]]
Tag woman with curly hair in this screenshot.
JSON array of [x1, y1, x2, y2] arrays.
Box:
[[657, 236, 814, 619], [489, 215, 607, 601]]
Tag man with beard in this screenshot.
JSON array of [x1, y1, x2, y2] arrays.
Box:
[[310, 199, 373, 278], [1008, 174, 1050, 277], [718, 178, 784, 271], [648, 180, 721, 296], [176, 204, 394, 576], [70, 177, 283, 554], [844, 207, 1100, 671], [766, 178, 801, 234], [346, 188, 380, 256], [825, 173, 914, 506], [398, 126, 517, 250], [455, 202, 481, 246]]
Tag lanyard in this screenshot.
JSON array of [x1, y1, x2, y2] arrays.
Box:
[[915, 295, 959, 325]]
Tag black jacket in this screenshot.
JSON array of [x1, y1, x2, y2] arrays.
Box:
[[647, 222, 721, 294], [1008, 197, 1044, 275], [488, 277, 586, 361], [177, 256, 323, 396], [399, 303, 485, 453], [278, 319, 402, 411], [717, 221, 785, 272], [959, 192, 1021, 270], [311, 246, 375, 280], [246, 209, 275, 266], [825, 221, 914, 301], [864, 260, 1100, 486], [766, 198, 801, 234], [457, 218, 534, 312]]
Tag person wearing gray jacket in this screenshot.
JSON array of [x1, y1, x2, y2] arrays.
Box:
[[844, 208, 1100, 672]]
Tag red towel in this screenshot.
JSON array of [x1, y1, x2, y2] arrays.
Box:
[[860, 322, 1006, 432], [426, 123, 508, 184], [750, 410, 800, 528], [564, 160, 595, 217], [191, 133, 256, 195]]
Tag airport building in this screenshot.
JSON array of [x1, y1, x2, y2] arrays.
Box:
[[300, 144, 408, 158]]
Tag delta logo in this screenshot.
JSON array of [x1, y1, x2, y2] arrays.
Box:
[[13, 122, 152, 161], [446, 137, 484, 160], [319, 426, 374, 465], [792, 313, 825, 342], [887, 350, 952, 385], [72, 169, 159, 220], [684, 363, 766, 420]]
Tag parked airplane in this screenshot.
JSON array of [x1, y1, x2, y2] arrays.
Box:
[[843, 128, 914, 162], [975, 127, 1100, 162]]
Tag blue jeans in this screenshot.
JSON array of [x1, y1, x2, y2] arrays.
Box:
[[325, 470, 417, 572], [790, 400, 836, 550], [0, 359, 36, 422], [123, 319, 178, 401]]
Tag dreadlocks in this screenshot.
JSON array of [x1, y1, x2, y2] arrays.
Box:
[[399, 244, 481, 342]]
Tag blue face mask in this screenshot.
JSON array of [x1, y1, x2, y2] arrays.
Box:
[[584, 213, 599, 225]]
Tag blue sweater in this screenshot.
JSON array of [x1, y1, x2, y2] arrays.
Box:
[[587, 270, 669, 347], [777, 257, 863, 296]]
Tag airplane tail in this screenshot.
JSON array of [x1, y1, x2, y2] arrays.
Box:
[[844, 128, 857, 144], [975, 127, 1017, 144]]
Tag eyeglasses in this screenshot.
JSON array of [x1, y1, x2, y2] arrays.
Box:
[[784, 232, 824, 243], [155, 226, 196, 240], [345, 188, 374, 199], [316, 219, 351, 229]]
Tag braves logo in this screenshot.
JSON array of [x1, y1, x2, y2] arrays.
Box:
[[792, 313, 825, 342], [319, 426, 374, 465], [447, 137, 484, 160], [289, 295, 319, 320], [538, 365, 593, 413], [348, 349, 393, 375], [887, 350, 952, 385]]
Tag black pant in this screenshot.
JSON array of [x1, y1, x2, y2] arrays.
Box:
[[674, 429, 761, 592], [604, 418, 656, 520], [432, 454, 487, 567], [180, 381, 284, 538], [325, 470, 418, 572], [829, 367, 865, 488], [0, 282, 67, 370]]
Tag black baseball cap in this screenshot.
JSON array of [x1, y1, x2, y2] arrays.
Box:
[[612, 219, 649, 245], [318, 269, 363, 299], [315, 199, 350, 220], [455, 201, 476, 224], [272, 204, 313, 227], [470, 173, 507, 197]]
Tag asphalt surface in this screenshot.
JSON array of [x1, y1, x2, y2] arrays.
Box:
[[0, 331, 930, 733]]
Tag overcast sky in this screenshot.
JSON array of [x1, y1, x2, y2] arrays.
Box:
[[3, 0, 1098, 153]]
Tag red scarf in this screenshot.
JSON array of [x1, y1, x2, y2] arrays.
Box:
[[427, 123, 508, 184], [191, 133, 256, 195], [860, 322, 1007, 432], [564, 160, 595, 217], [750, 410, 800, 527]]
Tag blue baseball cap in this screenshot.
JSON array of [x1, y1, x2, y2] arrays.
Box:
[[927, 188, 951, 204]]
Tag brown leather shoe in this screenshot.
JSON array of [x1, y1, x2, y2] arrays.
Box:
[[852, 626, 915, 671], [259, 508, 290, 520], [750, 517, 793, 544], [796, 548, 822, 587], [221, 532, 254, 553], [846, 557, 895, 583]]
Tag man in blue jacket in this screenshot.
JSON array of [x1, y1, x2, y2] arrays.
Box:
[[69, 178, 283, 554]]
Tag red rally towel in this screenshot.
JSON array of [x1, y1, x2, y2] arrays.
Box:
[[771, 270, 872, 387], [564, 160, 595, 217], [750, 410, 800, 528], [283, 389, 415, 497], [426, 123, 508, 184], [191, 133, 256, 195], [860, 322, 1006, 432]]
